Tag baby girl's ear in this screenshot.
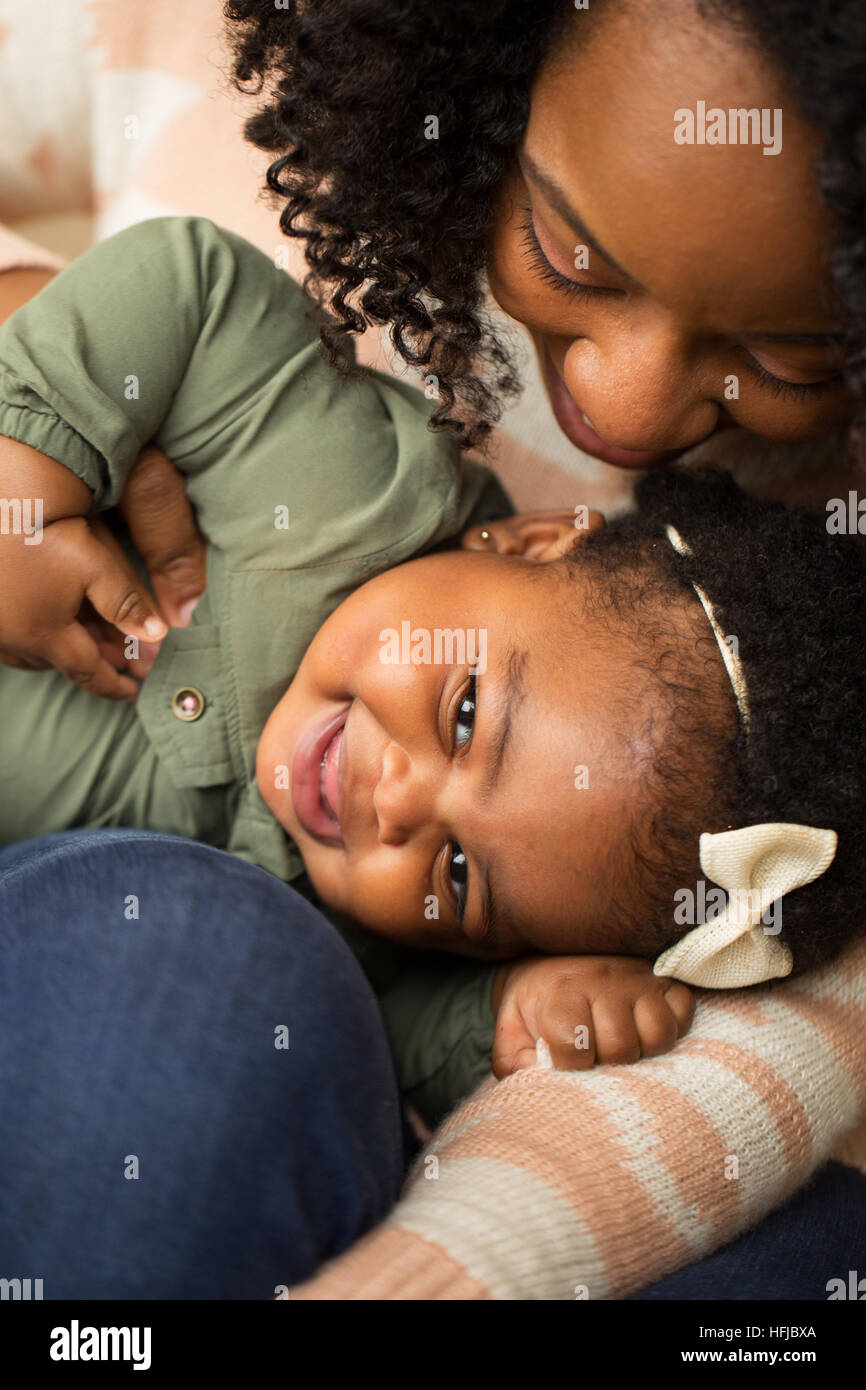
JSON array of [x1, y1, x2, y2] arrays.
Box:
[[461, 509, 605, 561]]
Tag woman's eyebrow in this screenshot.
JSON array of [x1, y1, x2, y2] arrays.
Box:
[[518, 146, 643, 287]]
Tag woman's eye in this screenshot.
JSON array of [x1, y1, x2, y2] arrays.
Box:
[[739, 350, 844, 402], [454, 677, 476, 750], [448, 841, 468, 921], [516, 203, 622, 304]]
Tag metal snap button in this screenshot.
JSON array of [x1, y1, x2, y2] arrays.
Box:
[[172, 686, 205, 722]]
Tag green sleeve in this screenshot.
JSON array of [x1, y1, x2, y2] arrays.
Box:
[[0, 215, 321, 510], [0, 215, 511, 568], [377, 954, 498, 1129]]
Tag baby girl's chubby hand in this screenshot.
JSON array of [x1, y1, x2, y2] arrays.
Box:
[[0, 507, 167, 700], [490, 955, 695, 1076], [0, 438, 206, 698]]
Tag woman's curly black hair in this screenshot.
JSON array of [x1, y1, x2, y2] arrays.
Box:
[[221, 0, 866, 452], [572, 467, 866, 976]]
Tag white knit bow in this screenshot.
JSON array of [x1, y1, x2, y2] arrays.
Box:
[[653, 822, 838, 988]]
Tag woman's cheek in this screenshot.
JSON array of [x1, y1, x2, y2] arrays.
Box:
[[725, 384, 855, 443]]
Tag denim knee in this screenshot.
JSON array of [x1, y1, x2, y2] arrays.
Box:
[[0, 829, 406, 1297]]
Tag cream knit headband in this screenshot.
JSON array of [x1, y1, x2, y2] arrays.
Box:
[[664, 525, 750, 727], [652, 525, 837, 989]]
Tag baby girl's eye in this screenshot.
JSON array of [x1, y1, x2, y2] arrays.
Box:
[[454, 676, 477, 750], [449, 841, 468, 921]]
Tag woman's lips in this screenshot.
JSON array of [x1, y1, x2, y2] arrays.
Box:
[[541, 345, 684, 469], [291, 706, 349, 845]]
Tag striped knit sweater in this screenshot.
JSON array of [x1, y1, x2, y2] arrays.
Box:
[[287, 936, 866, 1298]]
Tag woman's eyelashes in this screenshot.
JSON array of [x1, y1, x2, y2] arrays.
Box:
[[517, 205, 617, 304], [735, 347, 844, 401]]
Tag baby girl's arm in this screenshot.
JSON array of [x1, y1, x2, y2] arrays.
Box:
[[0, 436, 168, 699], [0, 214, 494, 588], [0, 219, 259, 504], [0, 216, 323, 695], [491, 954, 694, 1075], [376, 950, 693, 1130]]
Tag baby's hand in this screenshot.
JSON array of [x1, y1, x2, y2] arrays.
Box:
[[490, 955, 695, 1076], [0, 438, 168, 699]]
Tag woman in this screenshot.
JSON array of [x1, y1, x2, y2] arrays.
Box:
[[223, 0, 864, 479], [1, 0, 865, 1298]]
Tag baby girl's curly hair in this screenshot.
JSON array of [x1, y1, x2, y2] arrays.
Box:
[[574, 468, 866, 976]]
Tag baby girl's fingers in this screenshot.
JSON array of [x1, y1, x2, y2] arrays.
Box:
[[0, 647, 52, 670], [82, 523, 165, 679], [544, 997, 597, 1071], [511, 1044, 545, 1074], [119, 446, 207, 629], [78, 525, 167, 647], [663, 980, 696, 1038], [79, 615, 129, 672], [491, 1010, 543, 1078], [632, 992, 680, 1058], [47, 622, 140, 701], [591, 993, 642, 1066]]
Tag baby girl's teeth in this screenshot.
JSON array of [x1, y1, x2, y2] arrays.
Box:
[[319, 729, 342, 824], [319, 753, 332, 819]]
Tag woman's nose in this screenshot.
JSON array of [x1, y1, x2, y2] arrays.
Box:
[[373, 742, 431, 845], [564, 325, 721, 452]]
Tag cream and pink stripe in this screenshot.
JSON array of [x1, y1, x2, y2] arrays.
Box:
[[288, 938, 866, 1298]]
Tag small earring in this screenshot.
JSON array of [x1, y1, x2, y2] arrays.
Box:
[[480, 529, 490, 542]]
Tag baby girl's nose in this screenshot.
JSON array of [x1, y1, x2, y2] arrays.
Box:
[[373, 743, 429, 844]]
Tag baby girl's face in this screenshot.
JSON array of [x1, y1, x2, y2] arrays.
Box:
[[256, 512, 672, 958]]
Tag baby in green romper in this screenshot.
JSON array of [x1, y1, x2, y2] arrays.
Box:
[[0, 216, 711, 1124]]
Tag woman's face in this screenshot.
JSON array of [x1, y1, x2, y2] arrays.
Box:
[[486, 0, 854, 468]]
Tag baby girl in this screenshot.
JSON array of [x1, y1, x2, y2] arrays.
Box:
[[0, 216, 861, 1125]]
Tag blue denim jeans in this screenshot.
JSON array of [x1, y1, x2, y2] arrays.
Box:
[[631, 1161, 866, 1300], [1, 829, 864, 1300], [0, 829, 409, 1299]]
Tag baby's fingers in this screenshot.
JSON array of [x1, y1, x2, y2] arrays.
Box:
[[47, 623, 140, 702], [79, 525, 167, 648], [633, 983, 695, 1059], [542, 997, 597, 1071], [663, 980, 695, 1038], [0, 647, 52, 671], [591, 994, 642, 1066], [491, 1010, 544, 1078]]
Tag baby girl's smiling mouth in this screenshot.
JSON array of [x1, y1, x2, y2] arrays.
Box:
[[291, 705, 349, 845]]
